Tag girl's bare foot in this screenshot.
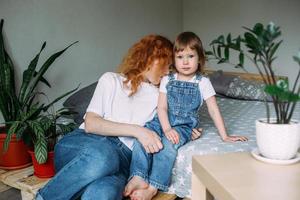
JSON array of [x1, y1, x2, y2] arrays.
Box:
[[123, 176, 148, 197], [130, 185, 158, 200]]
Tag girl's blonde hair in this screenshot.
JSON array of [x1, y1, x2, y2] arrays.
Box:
[[173, 32, 205, 73], [118, 35, 173, 96]]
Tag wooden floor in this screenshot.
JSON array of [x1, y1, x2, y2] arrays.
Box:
[[0, 167, 188, 200], [0, 168, 22, 200], [0, 186, 183, 200], [0, 184, 188, 200], [0, 182, 21, 200]]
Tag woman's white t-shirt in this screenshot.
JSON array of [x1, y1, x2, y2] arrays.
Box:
[[79, 72, 159, 150], [159, 73, 216, 101]]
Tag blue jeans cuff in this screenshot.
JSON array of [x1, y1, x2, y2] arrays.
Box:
[[128, 171, 149, 183], [35, 191, 45, 200], [149, 179, 168, 192]]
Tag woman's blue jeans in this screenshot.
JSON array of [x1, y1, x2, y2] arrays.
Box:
[[36, 129, 132, 200]]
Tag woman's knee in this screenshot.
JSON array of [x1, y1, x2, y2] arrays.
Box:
[[53, 130, 85, 170], [55, 136, 120, 178], [81, 175, 126, 200], [76, 145, 120, 179]]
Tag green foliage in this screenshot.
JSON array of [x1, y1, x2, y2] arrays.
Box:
[[8, 108, 77, 164], [206, 22, 300, 124], [0, 19, 78, 163]]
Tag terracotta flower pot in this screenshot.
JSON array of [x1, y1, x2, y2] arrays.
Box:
[[29, 150, 55, 178], [0, 129, 32, 170]]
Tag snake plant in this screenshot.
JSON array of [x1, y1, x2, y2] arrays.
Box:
[[0, 19, 78, 162]]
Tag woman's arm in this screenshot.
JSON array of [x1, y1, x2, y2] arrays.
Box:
[[85, 112, 141, 137], [157, 92, 180, 144], [85, 112, 163, 152], [205, 96, 248, 142]]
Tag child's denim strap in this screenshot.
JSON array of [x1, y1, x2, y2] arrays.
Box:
[[168, 73, 175, 81], [195, 73, 202, 81]]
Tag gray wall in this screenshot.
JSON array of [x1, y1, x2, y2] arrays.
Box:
[[1, 0, 300, 122], [0, 0, 182, 122], [183, 0, 300, 84]]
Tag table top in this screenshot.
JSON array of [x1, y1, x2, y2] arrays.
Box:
[[192, 152, 300, 200]]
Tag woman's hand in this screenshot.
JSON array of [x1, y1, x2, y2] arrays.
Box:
[[164, 128, 180, 144], [191, 128, 203, 140], [136, 127, 163, 153], [222, 135, 248, 142]]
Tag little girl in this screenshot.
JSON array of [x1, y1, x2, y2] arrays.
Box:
[[124, 32, 248, 200]]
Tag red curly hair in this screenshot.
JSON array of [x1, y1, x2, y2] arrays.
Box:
[[118, 35, 173, 96]]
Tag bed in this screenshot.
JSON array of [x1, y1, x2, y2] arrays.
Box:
[[62, 69, 300, 199], [167, 69, 300, 198]]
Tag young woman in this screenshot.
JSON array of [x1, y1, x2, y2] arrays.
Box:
[[124, 32, 248, 200], [36, 34, 202, 200]]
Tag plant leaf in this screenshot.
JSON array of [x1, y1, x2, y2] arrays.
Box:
[[26, 41, 78, 103], [42, 85, 79, 112], [217, 46, 222, 58], [19, 42, 46, 104], [239, 52, 244, 66], [253, 23, 264, 36], [269, 40, 282, 60], [226, 34, 231, 44], [224, 47, 229, 60], [4, 121, 20, 151], [34, 138, 48, 164]]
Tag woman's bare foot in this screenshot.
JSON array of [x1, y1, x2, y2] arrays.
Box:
[[130, 185, 158, 200], [123, 176, 148, 197]]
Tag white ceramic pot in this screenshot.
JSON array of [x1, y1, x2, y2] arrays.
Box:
[[256, 118, 300, 160]]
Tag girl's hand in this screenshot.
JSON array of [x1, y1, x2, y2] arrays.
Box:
[[136, 127, 163, 153], [164, 128, 180, 144], [191, 128, 203, 140], [222, 135, 248, 142]]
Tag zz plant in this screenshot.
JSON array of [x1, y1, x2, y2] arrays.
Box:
[[206, 22, 300, 124], [0, 18, 78, 161]]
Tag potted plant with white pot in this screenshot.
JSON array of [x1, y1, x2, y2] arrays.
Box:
[[206, 22, 300, 160]]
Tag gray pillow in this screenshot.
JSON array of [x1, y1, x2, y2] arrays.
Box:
[[207, 70, 237, 95], [225, 77, 271, 101], [63, 82, 97, 124]]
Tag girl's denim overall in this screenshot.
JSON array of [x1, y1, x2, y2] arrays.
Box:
[[36, 129, 132, 200], [130, 73, 203, 191]]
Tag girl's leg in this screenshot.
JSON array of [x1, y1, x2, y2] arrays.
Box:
[[148, 126, 190, 192], [149, 136, 178, 192], [128, 115, 163, 182], [124, 140, 151, 196], [130, 135, 180, 200], [129, 140, 152, 181], [36, 130, 121, 200]]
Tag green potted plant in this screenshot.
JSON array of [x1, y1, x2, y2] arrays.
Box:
[[206, 22, 300, 160], [26, 107, 77, 178], [0, 18, 78, 169]]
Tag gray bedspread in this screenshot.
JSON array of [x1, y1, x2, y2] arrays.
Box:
[[167, 97, 300, 198]]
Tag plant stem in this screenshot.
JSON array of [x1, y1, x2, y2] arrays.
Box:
[[285, 68, 300, 121], [247, 55, 267, 84], [264, 100, 270, 123], [287, 86, 300, 122]]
